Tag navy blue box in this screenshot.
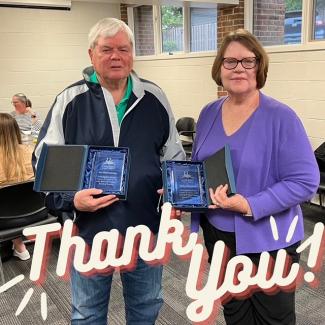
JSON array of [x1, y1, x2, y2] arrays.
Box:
[[162, 145, 236, 211], [34, 144, 130, 199]]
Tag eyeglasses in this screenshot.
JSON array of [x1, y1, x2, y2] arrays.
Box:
[[222, 57, 258, 70]]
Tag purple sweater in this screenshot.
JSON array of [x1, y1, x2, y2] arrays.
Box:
[[191, 92, 320, 254]]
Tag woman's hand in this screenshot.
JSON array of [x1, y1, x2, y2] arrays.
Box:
[[26, 106, 35, 116], [26, 107, 37, 122], [209, 184, 252, 216], [74, 188, 119, 212]]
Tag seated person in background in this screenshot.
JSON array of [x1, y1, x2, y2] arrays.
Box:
[[11, 93, 42, 135], [0, 113, 34, 260]]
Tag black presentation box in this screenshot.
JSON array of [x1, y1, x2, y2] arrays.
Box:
[[34, 144, 130, 199], [162, 145, 236, 211]]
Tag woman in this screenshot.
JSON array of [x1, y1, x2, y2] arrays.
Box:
[[11, 93, 42, 134], [191, 29, 319, 324], [0, 113, 34, 260]]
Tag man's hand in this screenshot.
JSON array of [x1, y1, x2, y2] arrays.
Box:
[[209, 184, 252, 216], [157, 188, 182, 218], [74, 188, 119, 212]]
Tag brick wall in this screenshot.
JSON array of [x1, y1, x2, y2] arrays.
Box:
[[120, 4, 128, 24], [253, 0, 285, 46], [217, 0, 244, 97], [217, 0, 245, 43]]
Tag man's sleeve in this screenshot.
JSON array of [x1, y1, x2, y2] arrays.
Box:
[[32, 96, 75, 213]]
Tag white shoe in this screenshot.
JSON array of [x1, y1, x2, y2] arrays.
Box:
[[13, 249, 30, 261]]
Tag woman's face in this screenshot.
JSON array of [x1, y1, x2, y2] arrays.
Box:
[[12, 96, 27, 114], [220, 41, 258, 96]]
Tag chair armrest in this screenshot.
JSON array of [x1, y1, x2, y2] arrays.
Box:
[[178, 130, 196, 138], [0, 214, 58, 242]]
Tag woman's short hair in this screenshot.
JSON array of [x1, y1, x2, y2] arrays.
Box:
[[211, 29, 269, 89], [13, 93, 30, 106], [88, 18, 135, 50], [26, 99, 32, 107]]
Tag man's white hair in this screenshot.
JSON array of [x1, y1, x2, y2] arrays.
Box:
[[88, 18, 135, 49]]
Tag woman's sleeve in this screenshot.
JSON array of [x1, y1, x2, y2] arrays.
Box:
[[247, 114, 320, 221]]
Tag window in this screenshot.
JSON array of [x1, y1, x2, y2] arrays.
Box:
[[129, 4, 217, 56], [313, 0, 325, 40], [253, 0, 302, 46], [190, 8, 217, 52], [284, 9, 302, 44], [161, 6, 184, 53]]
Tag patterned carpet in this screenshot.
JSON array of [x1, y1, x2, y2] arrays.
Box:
[[0, 204, 324, 324]]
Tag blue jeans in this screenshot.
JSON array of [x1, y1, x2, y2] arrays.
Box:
[[70, 258, 163, 325]]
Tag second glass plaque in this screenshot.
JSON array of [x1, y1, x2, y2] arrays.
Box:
[[163, 161, 208, 210], [162, 145, 236, 211]]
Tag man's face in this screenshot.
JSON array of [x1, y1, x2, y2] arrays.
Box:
[[89, 31, 133, 83]]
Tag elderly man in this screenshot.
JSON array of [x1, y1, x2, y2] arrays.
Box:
[[33, 18, 185, 324]]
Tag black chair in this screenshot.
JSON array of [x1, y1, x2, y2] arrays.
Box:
[[176, 117, 196, 160], [0, 181, 57, 285], [318, 173, 325, 207], [314, 142, 325, 207]]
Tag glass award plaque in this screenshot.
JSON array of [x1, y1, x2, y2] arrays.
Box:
[[162, 145, 236, 211], [163, 161, 208, 210], [83, 147, 129, 198]]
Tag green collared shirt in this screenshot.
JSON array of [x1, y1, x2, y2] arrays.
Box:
[[116, 76, 133, 125], [89, 71, 133, 125]]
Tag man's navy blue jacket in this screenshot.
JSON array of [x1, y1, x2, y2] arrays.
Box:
[[33, 67, 185, 243]]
